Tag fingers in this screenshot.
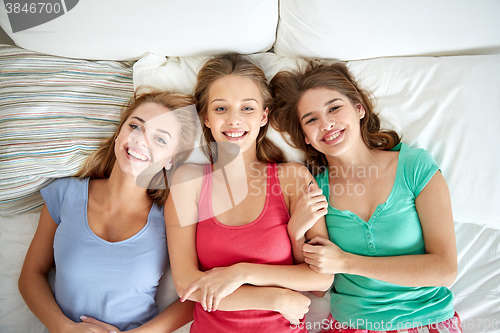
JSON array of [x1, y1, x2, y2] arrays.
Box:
[[180, 281, 200, 302], [212, 294, 222, 312], [302, 190, 328, 211], [310, 202, 328, 216], [199, 284, 213, 312], [302, 243, 319, 253], [205, 289, 224, 312], [80, 316, 118, 332], [303, 237, 332, 256], [206, 289, 214, 312], [304, 187, 324, 199], [305, 236, 330, 247], [80, 316, 106, 327], [300, 196, 328, 221], [303, 253, 319, 266], [304, 255, 328, 274], [303, 239, 327, 271], [307, 263, 321, 273]]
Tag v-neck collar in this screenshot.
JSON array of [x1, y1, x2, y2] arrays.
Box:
[[325, 144, 404, 225]]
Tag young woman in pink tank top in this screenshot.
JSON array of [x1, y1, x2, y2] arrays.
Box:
[[165, 54, 334, 332]]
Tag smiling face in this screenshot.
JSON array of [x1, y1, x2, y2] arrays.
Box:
[[297, 87, 365, 157], [114, 102, 180, 178], [204, 75, 268, 155]]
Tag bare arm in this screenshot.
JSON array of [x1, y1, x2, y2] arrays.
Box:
[[282, 163, 329, 264], [304, 171, 457, 287]]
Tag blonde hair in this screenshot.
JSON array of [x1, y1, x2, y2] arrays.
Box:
[[270, 61, 400, 175], [75, 89, 198, 205], [194, 53, 285, 163]]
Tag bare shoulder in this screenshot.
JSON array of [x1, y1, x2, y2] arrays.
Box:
[[168, 163, 205, 206], [276, 162, 314, 205], [276, 162, 312, 184], [165, 164, 206, 227], [170, 163, 205, 186]]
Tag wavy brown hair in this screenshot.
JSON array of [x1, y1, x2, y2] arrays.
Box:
[[270, 61, 400, 175], [75, 89, 198, 205], [194, 53, 285, 163]]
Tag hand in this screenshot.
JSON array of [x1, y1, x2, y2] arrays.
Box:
[[78, 316, 120, 333], [288, 184, 328, 241], [181, 265, 245, 312], [302, 236, 347, 274], [275, 289, 311, 323]]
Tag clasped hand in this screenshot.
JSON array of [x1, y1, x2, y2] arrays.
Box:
[[181, 265, 245, 312], [303, 236, 347, 274], [75, 315, 120, 333], [288, 184, 328, 240], [179, 264, 312, 324]]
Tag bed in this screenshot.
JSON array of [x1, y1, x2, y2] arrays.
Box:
[[1, 1, 499, 332]]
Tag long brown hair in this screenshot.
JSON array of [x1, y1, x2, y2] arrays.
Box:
[[270, 61, 400, 175], [75, 89, 198, 205], [194, 53, 285, 163]]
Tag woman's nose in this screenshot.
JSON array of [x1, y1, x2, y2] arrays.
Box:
[[226, 112, 242, 126], [320, 116, 336, 131], [132, 131, 149, 148]]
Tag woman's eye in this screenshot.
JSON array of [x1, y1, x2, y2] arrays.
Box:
[[329, 106, 340, 113], [242, 107, 254, 112], [155, 136, 167, 145], [215, 106, 226, 112], [129, 124, 142, 132], [305, 117, 317, 125]]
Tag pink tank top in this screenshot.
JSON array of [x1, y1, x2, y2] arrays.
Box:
[[192, 162, 307, 333]]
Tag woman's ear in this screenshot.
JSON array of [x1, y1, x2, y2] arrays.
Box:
[[305, 135, 311, 145], [260, 107, 269, 127], [161, 157, 173, 171], [165, 158, 173, 170], [356, 103, 366, 120], [204, 117, 211, 128]]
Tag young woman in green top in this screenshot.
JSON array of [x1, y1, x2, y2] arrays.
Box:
[[270, 61, 462, 333]]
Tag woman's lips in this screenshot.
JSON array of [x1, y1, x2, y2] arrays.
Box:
[[125, 146, 150, 162], [321, 129, 344, 144], [222, 130, 248, 141]]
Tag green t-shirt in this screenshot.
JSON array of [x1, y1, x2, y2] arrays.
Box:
[[315, 143, 454, 330]]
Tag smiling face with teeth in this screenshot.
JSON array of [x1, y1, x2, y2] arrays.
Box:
[[204, 75, 268, 155], [297, 87, 365, 158], [114, 102, 181, 179]]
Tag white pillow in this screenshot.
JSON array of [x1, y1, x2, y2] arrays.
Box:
[[275, 0, 500, 60], [133, 54, 209, 95], [0, 0, 278, 60]]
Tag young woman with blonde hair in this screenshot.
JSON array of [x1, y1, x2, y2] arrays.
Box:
[[19, 90, 199, 333], [165, 54, 334, 332]]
